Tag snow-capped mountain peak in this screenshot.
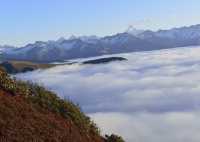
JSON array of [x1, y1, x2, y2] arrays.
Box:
[[57, 37, 67, 43], [126, 25, 145, 36], [2, 24, 200, 63], [155, 24, 200, 39]]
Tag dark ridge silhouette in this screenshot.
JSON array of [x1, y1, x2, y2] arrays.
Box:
[[0, 61, 54, 74], [82, 57, 127, 64]]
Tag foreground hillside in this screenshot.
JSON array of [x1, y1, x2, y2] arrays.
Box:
[[0, 69, 124, 142]]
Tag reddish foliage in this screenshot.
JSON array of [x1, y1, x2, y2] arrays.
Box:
[[0, 90, 104, 142]]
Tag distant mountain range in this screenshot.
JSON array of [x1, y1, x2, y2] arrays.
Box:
[[1, 24, 200, 63]]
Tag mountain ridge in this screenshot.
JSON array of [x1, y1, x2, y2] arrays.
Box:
[[1, 24, 200, 63]]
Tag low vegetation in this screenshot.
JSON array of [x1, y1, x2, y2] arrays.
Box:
[[0, 69, 99, 135], [105, 134, 125, 142], [0, 69, 125, 142]]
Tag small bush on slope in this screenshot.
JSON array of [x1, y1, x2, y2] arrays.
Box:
[[105, 134, 125, 142]]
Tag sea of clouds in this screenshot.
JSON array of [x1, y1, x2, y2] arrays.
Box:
[[16, 46, 200, 142]]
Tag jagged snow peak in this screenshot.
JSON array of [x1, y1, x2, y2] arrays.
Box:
[[0, 45, 15, 53], [155, 25, 200, 39], [2, 24, 200, 62], [67, 35, 99, 43], [125, 25, 145, 36]]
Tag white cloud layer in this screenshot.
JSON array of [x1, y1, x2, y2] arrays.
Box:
[[16, 46, 200, 142], [90, 112, 200, 142]]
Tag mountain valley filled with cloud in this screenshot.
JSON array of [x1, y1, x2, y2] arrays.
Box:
[[15, 46, 200, 142]]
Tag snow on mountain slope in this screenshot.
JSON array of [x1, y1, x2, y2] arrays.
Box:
[[0, 45, 14, 53], [2, 24, 200, 62], [155, 24, 200, 39], [126, 25, 145, 36], [137, 24, 200, 40], [16, 46, 200, 142]]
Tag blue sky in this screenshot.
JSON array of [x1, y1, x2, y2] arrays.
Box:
[[1, 0, 200, 46]]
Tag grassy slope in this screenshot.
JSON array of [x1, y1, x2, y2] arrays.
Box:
[[9, 60, 55, 69], [0, 90, 102, 142], [0, 69, 103, 142], [0, 60, 55, 74], [0, 69, 125, 142]]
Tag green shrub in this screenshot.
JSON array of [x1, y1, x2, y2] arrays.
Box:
[[105, 134, 125, 142]]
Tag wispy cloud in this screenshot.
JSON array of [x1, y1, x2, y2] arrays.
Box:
[[16, 46, 200, 142]]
